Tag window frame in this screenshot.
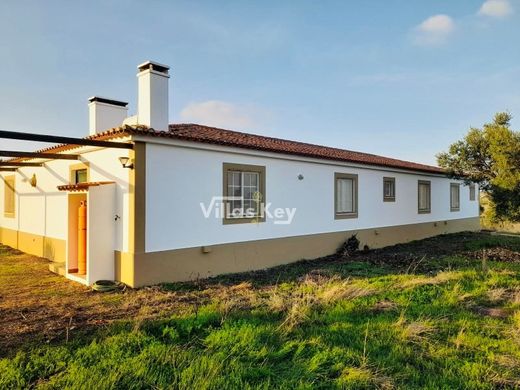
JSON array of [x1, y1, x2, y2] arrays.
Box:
[[469, 184, 476, 201], [383, 177, 396, 202], [417, 180, 431, 214], [334, 172, 358, 219], [3, 175, 15, 218], [69, 163, 90, 185], [222, 163, 266, 225], [450, 183, 461, 212]]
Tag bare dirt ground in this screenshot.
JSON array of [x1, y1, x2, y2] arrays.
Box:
[[0, 246, 206, 356]]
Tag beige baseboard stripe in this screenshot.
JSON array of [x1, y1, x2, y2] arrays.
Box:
[[116, 217, 480, 287], [0, 227, 66, 262]]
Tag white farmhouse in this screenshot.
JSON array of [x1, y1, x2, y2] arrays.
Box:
[[0, 61, 480, 287]]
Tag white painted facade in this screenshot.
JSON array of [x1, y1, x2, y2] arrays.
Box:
[[144, 139, 480, 253], [0, 146, 131, 284], [0, 60, 481, 286], [0, 136, 480, 285], [0, 147, 130, 250]]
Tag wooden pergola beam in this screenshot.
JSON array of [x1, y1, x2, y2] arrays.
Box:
[[0, 130, 133, 150], [0, 151, 79, 160], [0, 162, 43, 167], [0, 168, 17, 172]]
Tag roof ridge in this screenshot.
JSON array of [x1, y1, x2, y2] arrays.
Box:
[[7, 123, 444, 174], [168, 123, 441, 171]]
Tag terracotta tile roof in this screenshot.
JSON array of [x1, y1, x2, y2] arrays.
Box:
[[166, 124, 444, 174], [11, 124, 444, 174]]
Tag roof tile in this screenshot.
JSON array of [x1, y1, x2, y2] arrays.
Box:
[[11, 124, 444, 174]]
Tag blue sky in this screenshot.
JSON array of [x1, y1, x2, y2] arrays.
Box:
[[0, 0, 519, 165]]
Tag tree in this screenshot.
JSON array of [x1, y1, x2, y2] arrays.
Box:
[[437, 112, 520, 222]]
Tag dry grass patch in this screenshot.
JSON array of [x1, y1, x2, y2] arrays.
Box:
[[372, 299, 398, 313], [494, 353, 520, 370], [297, 268, 335, 284], [317, 279, 378, 305], [399, 271, 461, 289], [265, 289, 288, 313], [214, 282, 259, 316], [512, 311, 520, 331], [275, 277, 379, 332], [489, 374, 520, 388], [511, 289, 520, 305], [453, 324, 467, 350], [487, 287, 508, 303], [473, 306, 511, 319], [395, 314, 436, 344], [278, 291, 318, 332], [338, 366, 395, 389]]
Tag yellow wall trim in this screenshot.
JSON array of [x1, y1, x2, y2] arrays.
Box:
[[115, 217, 480, 288], [115, 250, 135, 285], [129, 141, 146, 254], [0, 227, 66, 262]]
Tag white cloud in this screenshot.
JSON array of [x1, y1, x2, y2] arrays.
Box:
[[478, 0, 513, 17], [413, 14, 455, 46], [180, 100, 261, 129]]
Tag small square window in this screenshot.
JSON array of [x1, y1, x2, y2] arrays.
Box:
[[70, 164, 89, 184], [74, 169, 88, 184], [383, 177, 395, 202]]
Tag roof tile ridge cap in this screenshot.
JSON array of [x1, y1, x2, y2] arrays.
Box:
[[33, 125, 150, 155], [87, 124, 155, 139], [168, 123, 443, 171], [168, 123, 365, 151]]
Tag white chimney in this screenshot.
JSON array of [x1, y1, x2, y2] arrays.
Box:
[[137, 61, 170, 130], [88, 97, 128, 135]]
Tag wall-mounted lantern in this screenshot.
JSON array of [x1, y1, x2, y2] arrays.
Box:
[[118, 157, 134, 169]]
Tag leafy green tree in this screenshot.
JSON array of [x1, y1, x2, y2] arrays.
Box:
[[437, 112, 520, 222]]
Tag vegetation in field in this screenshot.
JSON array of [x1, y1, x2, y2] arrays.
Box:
[[437, 111, 520, 224], [480, 193, 520, 233], [1, 233, 520, 389]]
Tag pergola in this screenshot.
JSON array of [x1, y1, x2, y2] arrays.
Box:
[[0, 129, 133, 171]]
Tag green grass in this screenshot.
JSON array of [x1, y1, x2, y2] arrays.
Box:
[[2, 233, 520, 389]]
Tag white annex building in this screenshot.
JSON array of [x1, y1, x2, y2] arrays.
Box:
[[0, 61, 480, 287]]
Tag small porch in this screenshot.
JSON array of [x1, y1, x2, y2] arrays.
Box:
[[57, 181, 117, 286]]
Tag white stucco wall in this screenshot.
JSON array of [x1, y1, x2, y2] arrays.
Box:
[[0, 146, 131, 252], [0, 138, 481, 258], [86, 183, 116, 283], [145, 141, 480, 252]]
